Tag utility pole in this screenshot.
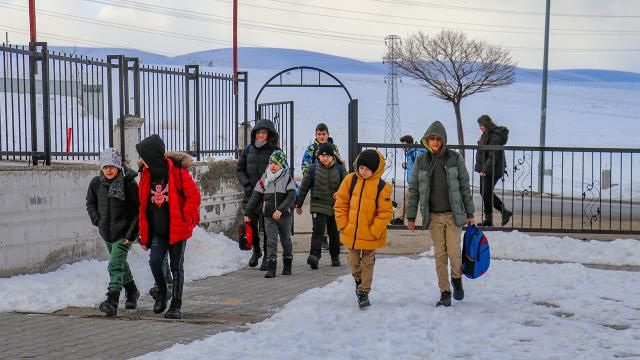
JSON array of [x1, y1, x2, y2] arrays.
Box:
[[538, 0, 551, 193], [233, 0, 238, 96], [383, 35, 401, 145]]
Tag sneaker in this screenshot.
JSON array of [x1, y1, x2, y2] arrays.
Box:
[[436, 291, 452, 307], [501, 210, 513, 226], [357, 292, 371, 309]]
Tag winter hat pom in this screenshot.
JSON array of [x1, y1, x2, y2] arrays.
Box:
[[356, 149, 380, 173], [317, 143, 335, 158], [269, 149, 289, 169], [100, 148, 122, 170]]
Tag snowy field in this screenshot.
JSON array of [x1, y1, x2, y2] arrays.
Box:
[[0, 227, 249, 313], [136, 233, 640, 360]]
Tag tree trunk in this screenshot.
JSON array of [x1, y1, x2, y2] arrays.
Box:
[[452, 101, 465, 159]]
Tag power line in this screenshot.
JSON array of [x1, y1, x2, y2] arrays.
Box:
[[370, 0, 640, 18]]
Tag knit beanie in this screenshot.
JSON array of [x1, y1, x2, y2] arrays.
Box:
[[356, 149, 380, 173], [99, 148, 122, 170], [269, 149, 289, 170], [317, 143, 335, 158]]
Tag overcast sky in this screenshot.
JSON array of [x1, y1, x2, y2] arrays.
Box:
[[1, 0, 639, 72]]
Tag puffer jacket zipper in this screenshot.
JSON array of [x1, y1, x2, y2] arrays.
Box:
[[351, 176, 366, 249]]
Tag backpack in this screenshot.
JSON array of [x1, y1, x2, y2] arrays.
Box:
[[348, 174, 386, 209], [461, 225, 490, 279], [238, 221, 253, 250]]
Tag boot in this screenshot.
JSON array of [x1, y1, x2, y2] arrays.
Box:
[[307, 255, 319, 270], [153, 286, 169, 314], [436, 291, 452, 307], [357, 292, 371, 309], [98, 289, 120, 317], [282, 255, 293, 275], [354, 278, 362, 295], [479, 216, 493, 227], [501, 210, 513, 226], [259, 242, 269, 271], [451, 277, 464, 301], [331, 254, 341, 267], [264, 259, 277, 278], [321, 236, 329, 250], [248, 246, 262, 268], [123, 281, 140, 310], [149, 285, 159, 300], [164, 298, 182, 319]]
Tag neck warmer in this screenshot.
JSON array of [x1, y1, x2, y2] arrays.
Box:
[[100, 171, 126, 201]]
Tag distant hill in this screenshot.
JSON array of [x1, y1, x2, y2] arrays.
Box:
[[45, 46, 640, 82]]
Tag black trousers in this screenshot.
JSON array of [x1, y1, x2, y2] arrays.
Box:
[[249, 214, 267, 256], [480, 173, 506, 220], [149, 235, 186, 299], [310, 213, 340, 258]]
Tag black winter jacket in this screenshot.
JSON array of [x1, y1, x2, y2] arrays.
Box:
[[86, 167, 140, 242], [475, 125, 509, 176], [236, 119, 280, 207]]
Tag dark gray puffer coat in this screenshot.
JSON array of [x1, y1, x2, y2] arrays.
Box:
[[86, 167, 140, 242]]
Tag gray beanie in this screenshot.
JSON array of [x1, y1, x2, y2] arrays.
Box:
[[100, 148, 122, 170]]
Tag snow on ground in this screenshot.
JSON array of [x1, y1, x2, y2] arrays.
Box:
[[136, 254, 640, 360], [0, 227, 249, 313], [488, 230, 640, 266]]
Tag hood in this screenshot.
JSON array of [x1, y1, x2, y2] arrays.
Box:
[[420, 121, 448, 154], [251, 119, 279, 147], [123, 165, 138, 180], [136, 134, 168, 179], [165, 151, 194, 169], [491, 126, 509, 145], [353, 150, 386, 181]]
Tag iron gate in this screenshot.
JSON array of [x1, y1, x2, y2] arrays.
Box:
[[257, 101, 295, 174]]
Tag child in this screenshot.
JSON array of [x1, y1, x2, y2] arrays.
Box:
[[86, 148, 140, 317], [237, 119, 280, 270], [136, 134, 201, 319], [244, 150, 296, 278], [334, 149, 393, 309], [300, 123, 342, 174], [406, 121, 475, 307], [295, 143, 346, 269]]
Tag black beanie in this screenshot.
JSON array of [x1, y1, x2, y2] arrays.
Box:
[[317, 143, 335, 158], [356, 149, 380, 173]]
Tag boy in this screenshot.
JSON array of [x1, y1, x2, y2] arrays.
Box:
[[86, 148, 140, 317], [244, 150, 297, 278], [405, 121, 475, 307], [300, 123, 342, 174], [334, 149, 393, 309], [136, 134, 201, 319], [237, 119, 280, 270], [393, 135, 426, 225], [295, 143, 346, 269]]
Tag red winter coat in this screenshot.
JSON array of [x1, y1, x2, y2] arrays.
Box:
[[138, 152, 201, 246]]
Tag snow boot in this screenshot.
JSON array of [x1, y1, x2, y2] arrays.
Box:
[[307, 255, 319, 270], [357, 292, 371, 309], [153, 286, 169, 314], [248, 245, 262, 268], [164, 298, 182, 319], [282, 255, 293, 275], [331, 254, 341, 267], [479, 219, 493, 227], [501, 210, 513, 226], [259, 242, 269, 271], [98, 289, 120, 317], [264, 259, 277, 278], [354, 278, 362, 295], [123, 281, 140, 310], [436, 291, 452, 307], [451, 277, 464, 301]]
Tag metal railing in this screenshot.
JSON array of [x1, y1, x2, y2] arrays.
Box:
[[359, 143, 640, 235], [0, 42, 248, 164]]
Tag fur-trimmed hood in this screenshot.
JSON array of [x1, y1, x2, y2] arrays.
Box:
[[137, 151, 194, 170]]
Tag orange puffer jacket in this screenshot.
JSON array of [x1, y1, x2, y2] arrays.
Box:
[[335, 150, 393, 250]]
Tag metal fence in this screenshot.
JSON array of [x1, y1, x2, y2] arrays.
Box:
[[359, 143, 640, 235], [0, 42, 248, 165]]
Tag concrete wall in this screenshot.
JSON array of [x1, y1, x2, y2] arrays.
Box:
[[0, 159, 243, 277]]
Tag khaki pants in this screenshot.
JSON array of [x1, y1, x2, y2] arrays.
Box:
[[348, 249, 376, 295], [429, 212, 462, 293], [396, 191, 409, 220]]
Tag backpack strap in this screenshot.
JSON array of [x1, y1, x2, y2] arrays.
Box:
[[309, 163, 317, 190], [375, 179, 386, 208]]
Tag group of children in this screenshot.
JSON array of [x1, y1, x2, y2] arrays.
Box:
[[237, 119, 477, 309], [88, 117, 477, 315], [86, 134, 201, 319]]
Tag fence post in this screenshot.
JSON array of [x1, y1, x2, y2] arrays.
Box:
[[39, 42, 50, 165], [128, 57, 140, 117], [348, 99, 359, 173], [28, 42, 39, 165], [113, 115, 145, 172], [185, 65, 200, 160]]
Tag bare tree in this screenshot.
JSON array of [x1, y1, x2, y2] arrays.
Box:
[[388, 30, 515, 158]]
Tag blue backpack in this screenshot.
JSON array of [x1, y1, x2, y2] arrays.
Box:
[[462, 225, 490, 279]]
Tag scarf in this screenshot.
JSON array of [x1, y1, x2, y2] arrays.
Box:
[[254, 140, 267, 148], [264, 168, 284, 188], [100, 171, 126, 201]]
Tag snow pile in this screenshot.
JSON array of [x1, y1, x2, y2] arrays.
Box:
[[0, 227, 249, 313]]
